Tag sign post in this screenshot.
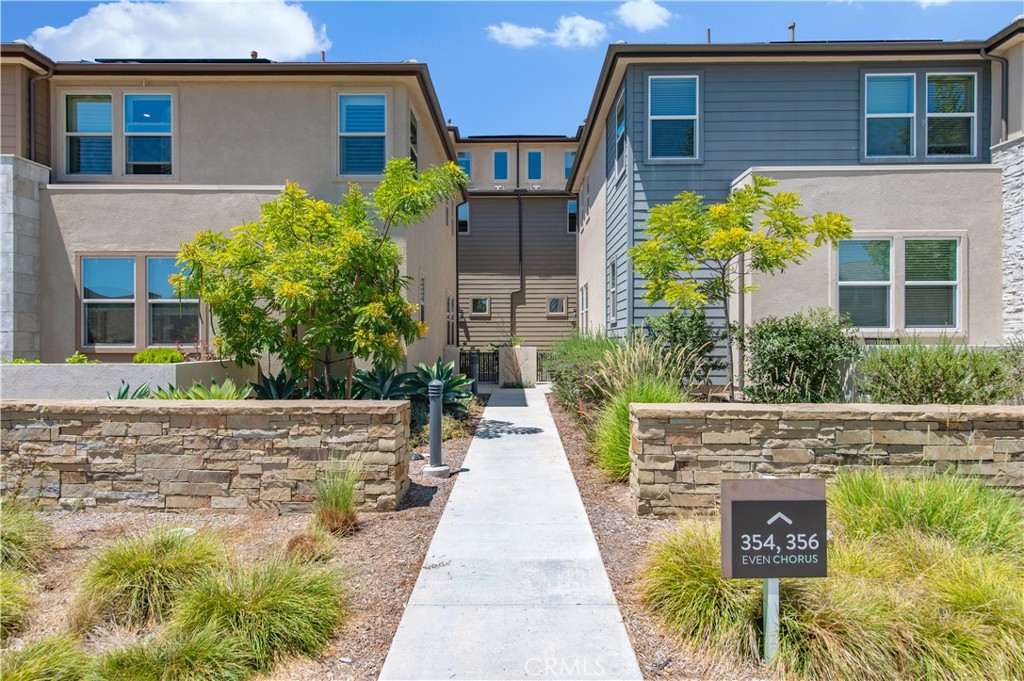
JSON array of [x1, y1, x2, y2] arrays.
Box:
[[721, 479, 827, 665]]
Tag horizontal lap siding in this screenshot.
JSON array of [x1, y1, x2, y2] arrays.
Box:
[[1, 65, 23, 156], [520, 198, 577, 351], [606, 82, 631, 336]]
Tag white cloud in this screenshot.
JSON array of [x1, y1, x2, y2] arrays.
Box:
[[486, 14, 607, 49], [616, 0, 672, 32], [486, 22, 549, 49], [24, 0, 331, 62], [917, 0, 952, 6]]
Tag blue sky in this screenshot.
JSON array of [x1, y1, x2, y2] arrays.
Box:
[[2, 1, 1020, 135]]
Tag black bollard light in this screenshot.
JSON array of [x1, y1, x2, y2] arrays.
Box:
[[423, 378, 450, 478]]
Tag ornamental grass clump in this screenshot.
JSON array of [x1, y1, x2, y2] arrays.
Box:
[[591, 376, 683, 481], [587, 333, 709, 404], [93, 628, 252, 681], [313, 462, 363, 535], [74, 527, 225, 630], [286, 523, 337, 563], [0, 501, 52, 572], [547, 331, 620, 415], [171, 560, 345, 672], [0, 635, 92, 681], [0, 568, 32, 641]]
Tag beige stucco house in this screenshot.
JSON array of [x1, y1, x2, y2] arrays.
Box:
[[1, 45, 463, 367]]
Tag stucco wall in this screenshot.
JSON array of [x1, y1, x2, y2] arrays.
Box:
[[454, 142, 575, 192], [737, 166, 1004, 345], [1, 155, 48, 360], [1, 399, 410, 513], [577, 134, 608, 333], [629, 402, 1024, 516], [993, 138, 1024, 339]]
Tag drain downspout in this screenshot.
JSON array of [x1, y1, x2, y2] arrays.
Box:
[[28, 64, 54, 162], [510, 141, 525, 338], [980, 47, 1009, 144]]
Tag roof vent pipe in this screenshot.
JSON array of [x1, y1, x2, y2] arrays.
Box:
[[250, 50, 258, 59], [788, 22, 796, 42], [320, 50, 325, 63], [706, 28, 711, 44]]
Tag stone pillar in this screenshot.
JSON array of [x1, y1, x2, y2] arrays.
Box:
[[0, 155, 49, 361], [992, 138, 1024, 340]]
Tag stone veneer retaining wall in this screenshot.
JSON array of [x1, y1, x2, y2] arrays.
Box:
[[0, 400, 410, 513], [629, 403, 1024, 516], [994, 138, 1024, 339]]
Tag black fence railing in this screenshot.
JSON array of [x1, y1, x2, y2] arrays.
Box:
[[459, 350, 499, 383], [537, 352, 551, 382]]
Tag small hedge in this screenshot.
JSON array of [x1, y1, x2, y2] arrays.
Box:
[[132, 348, 184, 364], [591, 376, 683, 481]]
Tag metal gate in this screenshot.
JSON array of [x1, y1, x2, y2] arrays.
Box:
[[537, 352, 552, 382], [460, 350, 499, 383]]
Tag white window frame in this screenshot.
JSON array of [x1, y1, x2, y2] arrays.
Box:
[[609, 261, 618, 328], [903, 237, 960, 330], [614, 91, 626, 177], [547, 297, 568, 317], [580, 283, 589, 330], [446, 293, 457, 346], [567, 198, 578, 234], [457, 202, 470, 235], [925, 73, 977, 159], [864, 73, 916, 159], [470, 297, 490, 317], [146, 256, 200, 348], [493, 149, 511, 182], [836, 239, 894, 333], [526, 149, 543, 182], [647, 75, 700, 162], [123, 92, 174, 176], [335, 89, 390, 179]]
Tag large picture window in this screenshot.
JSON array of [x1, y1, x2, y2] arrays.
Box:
[[66, 95, 113, 175], [927, 74, 975, 156], [905, 239, 958, 328], [838, 240, 892, 329], [339, 94, 386, 175], [865, 74, 915, 158], [147, 257, 200, 345], [648, 75, 698, 160], [82, 257, 135, 345], [124, 94, 172, 175]]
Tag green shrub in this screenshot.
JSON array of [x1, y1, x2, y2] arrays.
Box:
[[0, 502, 52, 571], [312, 463, 363, 535], [547, 332, 620, 414], [132, 348, 184, 364], [250, 368, 301, 400], [407, 359, 473, 417], [172, 560, 345, 672], [152, 378, 252, 400], [857, 335, 1024, 405], [410, 411, 468, 448], [646, 308, 726, 373], [74, 527, 225, 629], [0, 568, 31, 641], [65, 351, 99, 364], [587, 334, 708, 405], [0, 358, 41, 364], [742, 308, 860, 403], [0, 635, 92, 681], [93, 628, 251, 681], [591, 376, 682, 481], [829, 469, 1024, 559]]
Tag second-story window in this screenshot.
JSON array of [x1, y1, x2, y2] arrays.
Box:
[[567, 199, 578, 234], [494, 150, 509, 181], [527, 150, 542, 181], [865, 74, 915, 158], [457, 202, 470, 234], [66, 95, 112, 175], [409, 112, 419, 169], [927, 74, 975, 157], [124, 94, 172, 175], [339, 94, 386, 175], [564, 151, 575, 180], [458, 151, 471, 177], [649, 75, 698, 160], [614, 92, 625, 174]]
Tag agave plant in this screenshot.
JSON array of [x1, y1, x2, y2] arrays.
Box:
[[352, 365, 415, 400], [251, 368, 301, 400], [152, 378, 251, 400], [408, 359, 473, 417], [108, 380, 153, 399], [303, 369, 348, 399]]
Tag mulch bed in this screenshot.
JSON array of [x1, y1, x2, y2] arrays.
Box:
[[5, 399, 487, 681], [547, 395, 773, 681]]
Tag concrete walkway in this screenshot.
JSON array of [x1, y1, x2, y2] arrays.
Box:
[[380, 387, 643, 681]]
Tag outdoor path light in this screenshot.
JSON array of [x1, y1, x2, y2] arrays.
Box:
[[423, 378, 450, 478]]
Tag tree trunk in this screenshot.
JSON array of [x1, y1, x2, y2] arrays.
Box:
[[345, 355, 355, 399], [721, 271, 736, 401]]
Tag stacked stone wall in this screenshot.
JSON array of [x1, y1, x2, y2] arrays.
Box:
[[994, 138, 1024, 338]]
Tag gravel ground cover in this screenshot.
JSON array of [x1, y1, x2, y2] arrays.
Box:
[[547, 395, 773, 681], [4, 403, 483, 681]]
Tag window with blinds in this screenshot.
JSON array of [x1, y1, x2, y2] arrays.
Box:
[[66, 95, 113, 175], [865, 74, 915, 157], [927, 75, 975, 156], [648, 75, 698, 160], [905, 239, 958, 327], [838, 240, 892, 329], [339, 94, 386, 175]]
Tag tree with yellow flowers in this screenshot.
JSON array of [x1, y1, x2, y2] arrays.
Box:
[[174, 158, 467, 397], [628, 175, 852, 400]]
